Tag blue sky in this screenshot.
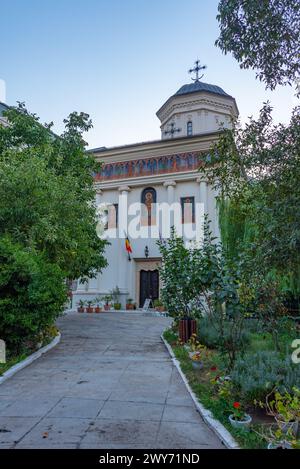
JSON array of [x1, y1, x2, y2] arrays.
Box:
[[1, 0, 298, 148]]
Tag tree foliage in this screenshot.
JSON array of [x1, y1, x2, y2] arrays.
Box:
[[0, 103, 108, 280], [216, 0, 300, 91], [206, 104, 300, 282], [0, 236, 66, 351]]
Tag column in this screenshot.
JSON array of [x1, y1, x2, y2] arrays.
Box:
[[163, 180, 176, 231], [196, 177, 208, 215], [163, 180, 176, 204], [117, 186, 131, 304], [95, 187, 103, 206]]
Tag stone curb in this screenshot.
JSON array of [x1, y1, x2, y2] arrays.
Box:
[[161, 332, 240, 449], [0, 333, 61, 386]]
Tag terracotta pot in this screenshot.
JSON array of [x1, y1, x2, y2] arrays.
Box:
[[104, 304, 110, 311], [86, 307, 94, 313], [77, 307, 84, 313], [178, 318, 197, 343], [95, 306, 102, 313], [126, 304, 134, 310]]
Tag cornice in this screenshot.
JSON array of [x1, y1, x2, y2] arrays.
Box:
[[93, 132, 219, 164], [94, 168, 207, 191]]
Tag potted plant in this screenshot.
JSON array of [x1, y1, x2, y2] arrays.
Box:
[[154, 299, 165, 312], [111, 286, 122, 311], [103, 295, 112, 311], [85, 300, 94, 313], [255, 388, 299, 437], [228, 401, 252, 430], [126, 298, 134, 310], [190, 351, 204, 370], [77, 299, 85, 313], [94, 297, 103, 313], [257, 425, 298, 449]]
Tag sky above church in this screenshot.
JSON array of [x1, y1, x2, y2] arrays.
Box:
[[1, 0, 298, 149]]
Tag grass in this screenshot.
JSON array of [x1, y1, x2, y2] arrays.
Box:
[[0, 352, 29, 376], [164, 328, 266, 449], [0, 325, 59, 377]]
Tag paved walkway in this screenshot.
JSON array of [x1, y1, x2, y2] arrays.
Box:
[[0, 312, 223, 449]]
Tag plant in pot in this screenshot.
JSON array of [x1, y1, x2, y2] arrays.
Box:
[[103, 295, 112, 311], [259, 387, 300, 437], [190, 351, 204, 370], [154, 299, 164, 312], [85, 300, 94, 313], [77, 299, 85, 313], [126, 298, 134, 310], [228, 401, 252, 430], [94, 297, 103, 313], [111, 286, 122, 310], [258, 425, 299, 449]]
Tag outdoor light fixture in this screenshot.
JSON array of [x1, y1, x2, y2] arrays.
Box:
[[144, 245, 149, 258]]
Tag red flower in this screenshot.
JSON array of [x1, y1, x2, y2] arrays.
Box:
[[233, 402, 241, 409], [210, 366, 217, 371]]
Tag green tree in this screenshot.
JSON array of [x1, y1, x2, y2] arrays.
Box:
[[0, 236, 66, 351], [206, 104, 300, 284], [0, 103, 108, 280], [216, 0, 300, 91]]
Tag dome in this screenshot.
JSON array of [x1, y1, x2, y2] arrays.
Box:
[[174, 81, 231, 98]]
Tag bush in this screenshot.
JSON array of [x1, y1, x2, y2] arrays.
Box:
[[231, 351, 300, 403], [0, 236, 67, 352], [198, 317, 250, 351]]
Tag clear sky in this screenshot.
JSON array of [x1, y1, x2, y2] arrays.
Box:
[[1, 0, 298, 149]]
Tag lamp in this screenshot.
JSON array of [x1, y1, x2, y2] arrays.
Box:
[[144, 245, 149, 258]]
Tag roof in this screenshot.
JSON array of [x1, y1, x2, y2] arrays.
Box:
[[0, 102, 9, 118], [156, 80, 236, 117], [174, 81, 231, 98], [89, 129, 222, 154]]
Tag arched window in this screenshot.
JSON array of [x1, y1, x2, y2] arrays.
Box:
[[141, 187, 156, 226], [187, 121, 193, 136]]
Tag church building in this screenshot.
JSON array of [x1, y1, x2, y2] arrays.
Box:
[[73, 63, 239, 309]]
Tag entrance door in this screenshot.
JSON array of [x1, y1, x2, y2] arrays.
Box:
[[139, 269, 159, 307]]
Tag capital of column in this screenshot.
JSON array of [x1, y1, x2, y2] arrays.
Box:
[[95, 188, 103, 196], [163, 180, 176, 188], [196, 176, 207, 184], [118, 185, 131, 193]]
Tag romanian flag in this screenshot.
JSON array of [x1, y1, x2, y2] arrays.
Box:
[[125, 236, 132, 260]]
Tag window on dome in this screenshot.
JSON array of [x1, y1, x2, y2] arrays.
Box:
[[187, 121, 193, 136]]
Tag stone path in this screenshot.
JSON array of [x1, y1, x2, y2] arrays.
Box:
[[0, 312, 223, 449]]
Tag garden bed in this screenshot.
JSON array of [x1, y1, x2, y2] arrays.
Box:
[[163, 323, 299, 449]]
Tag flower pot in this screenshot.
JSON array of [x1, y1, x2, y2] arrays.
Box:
[[277, 419, 299, 436], [94, 306, 102, 313], [229, 413, 252, 430], [86, 307, 94, 313], [114, 303, 121, 310], [77, 307, 84, 313], [267, 442, 292, 449], [192, 360, 204, 370], [104, 305, 110, 311], [126, 304, 134, 310]]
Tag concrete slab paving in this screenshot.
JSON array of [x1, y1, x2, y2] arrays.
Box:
[[0, 312, 224, 449]]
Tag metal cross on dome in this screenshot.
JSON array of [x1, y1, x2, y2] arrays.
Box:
[[189, 60, 207, 82], [164, 122, 181, 138]]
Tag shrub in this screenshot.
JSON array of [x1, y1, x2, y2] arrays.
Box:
[[198, 317, 250, 351], [0, 236, 67, 352], [231, 351, 300, 403]]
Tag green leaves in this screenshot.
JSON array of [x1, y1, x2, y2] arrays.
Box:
[[0, 104, 108, 280], [216, 0, 300, 92]]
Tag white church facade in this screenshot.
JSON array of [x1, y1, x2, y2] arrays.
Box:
[[73, 67, 239, 309]]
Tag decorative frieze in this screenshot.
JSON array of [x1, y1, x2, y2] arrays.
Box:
[[95, 152, 202, 182]]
